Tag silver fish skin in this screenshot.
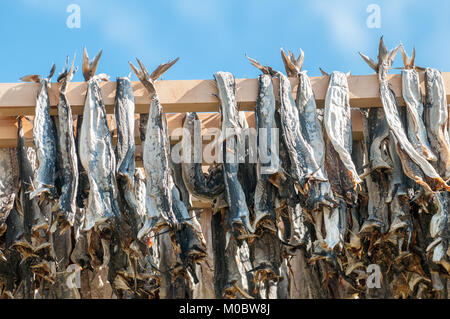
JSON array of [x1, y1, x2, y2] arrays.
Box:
[[181, 112, 225, 201], [253, 75, 278, 228], [79, 49, 120, 231], [129, 58, 179, 234], [20, 65, 57, 199], [402, 68, 437, 162], [214, 71, 253, 234], [114, 76, 141, 239], [17, 117, 46, 242], [324, 71, 362, 188], [280, 48, 334, 207], [359, 109, 389, 234], [424, 68, 450, 180], [367, 108, 391, 171], [254, 74, 279, 177], [115, 76, 136, 187], [170, 150, 206, 246], [427, 192, 450, 273], [360, 37, 449, 192], [277, 72, 326, 189], [55, 57, 78, 226], [0, 148, 19, 235]]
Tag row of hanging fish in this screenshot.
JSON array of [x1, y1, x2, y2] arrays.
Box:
[[0, 37, 449, 299]]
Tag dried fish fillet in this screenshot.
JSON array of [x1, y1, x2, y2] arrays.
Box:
[[324, 71, 362, 190], [277, 71, 326, 190], [282, 49, 336, 208], [129, 57, 179, 235], [79, 49, 120, 230], [114, 76, 141, 239], [181, 112, 225, 201], [55, 56, 78, 226], [424, 68, 450, 180], [400, 48, 436, 162], [360, 37, 449, 192], [17, 117, 46, 242], [214, 71, 253, 234], [0, 148, 19, 235], [20, 65, 57, 199]]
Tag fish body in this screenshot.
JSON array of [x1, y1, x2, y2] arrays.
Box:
[[402, 68, 436, 162], [214, 71, 253, 233], [0, 148, 19, 235], [129, 58, 179, 235], [254, 74, 279, 177], [55, 58, 78, 226], [17, 117, 46, 242], [114, 76, 141, 239], [181, 112, 225, 201], [324, 71, 361, 190], [20, 66, 57, 199], [277, 72, 325, 190], [115, 77, 136, 186], [424, 68, 450, 180], [79, 50, 120, 230], [360, 38, 449, 192]]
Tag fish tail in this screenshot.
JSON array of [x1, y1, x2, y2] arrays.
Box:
[[83, 47, 103, 81]]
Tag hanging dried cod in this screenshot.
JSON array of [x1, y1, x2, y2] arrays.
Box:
[[399, 47, 437, 163], [181, 112, 225, 201], [79, 48, 121, 231], [129, 57, 179, 236], [54, 56, 78, 228], [424, 67, 450, 181], [359, 37, 450, 192], [0, 148, 18, 236], [214, 71, 254, 234], [114, 75, 141, 239], [20, 64, 57, 199], [281, 48, 335, 209]]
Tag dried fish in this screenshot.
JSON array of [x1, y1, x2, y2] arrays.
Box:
[[114, 75, 141, 238], [282, 49, 335, 208], [20, 64, 57, 199], [181, 112, 225, 201], [277, 72, 326, 191], [0, 148, 19, 236], [424, 68, 450, 180], [400, 47, 436, 162], [359, 109, 390, 234], [16, 117, 46, 242], [79, 48, 120, 231], [214, 71, 253, 234], [129, 57, 179, 235], [360, 37, 449, 192], [54, 56, 78, 227], [323, 71, 362, 194]]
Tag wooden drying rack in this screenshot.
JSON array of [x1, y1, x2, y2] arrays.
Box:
[[0, 71, 448, 148], [0, 71, 448, 208]]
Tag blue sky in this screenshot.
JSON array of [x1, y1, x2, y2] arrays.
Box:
[[1, 0, 449, 83]]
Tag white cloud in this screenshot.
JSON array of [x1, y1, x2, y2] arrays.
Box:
[[307, 1, 370, 56]]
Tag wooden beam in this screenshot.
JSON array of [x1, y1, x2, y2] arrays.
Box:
[[0, 109, 363, 148], [0, 72, 443, 116]]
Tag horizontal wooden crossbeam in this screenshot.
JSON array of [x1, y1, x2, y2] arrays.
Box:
[[0, 72, 445, 116]]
